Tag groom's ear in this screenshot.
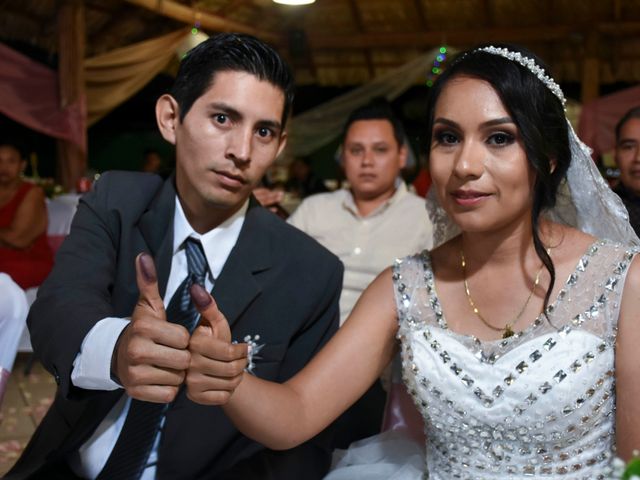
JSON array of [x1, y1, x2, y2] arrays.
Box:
[[156, 94, 180, 146]]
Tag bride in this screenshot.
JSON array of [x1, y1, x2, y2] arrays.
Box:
[[183, 44, 640, 478]]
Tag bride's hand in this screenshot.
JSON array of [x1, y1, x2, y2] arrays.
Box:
[[186, 284, 248, 405]]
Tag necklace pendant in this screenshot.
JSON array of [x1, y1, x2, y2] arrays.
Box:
[[502, 325, 515, 339]]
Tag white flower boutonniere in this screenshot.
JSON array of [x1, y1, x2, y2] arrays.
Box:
[[237, 334, 264, 374]]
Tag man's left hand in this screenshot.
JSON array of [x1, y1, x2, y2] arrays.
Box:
[[186, 284, 248, 405]]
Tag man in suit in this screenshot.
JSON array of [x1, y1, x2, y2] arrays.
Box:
[[7, 33, 343, 480]]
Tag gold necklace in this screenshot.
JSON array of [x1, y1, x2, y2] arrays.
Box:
[[460, 250, 545, 339]]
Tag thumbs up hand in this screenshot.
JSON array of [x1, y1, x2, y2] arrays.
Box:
[[112, 253, 191, 403], [186, 283, 248, 405]]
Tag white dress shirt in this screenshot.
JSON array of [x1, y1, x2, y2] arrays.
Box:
[[288, 181, 432, 324], [68, 198, 248, 479]]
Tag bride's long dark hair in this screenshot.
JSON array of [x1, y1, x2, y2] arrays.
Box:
[[424, 44, 572, 315]]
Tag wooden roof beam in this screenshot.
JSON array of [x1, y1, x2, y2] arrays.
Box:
[[89, 6, 132, 44], [347, 0, 375, 79], [598, 21, 640, 35], [411, 0, 428, 31], [308, 26, 573, 49], [483, 0, 493, 27], [217, 0, 252, 17], [57, 0, 86, 191], [1, 4, 47, 25], [306, 23, 640, 49], [123, 0, 282, 44], [613, 0, 622, 21]]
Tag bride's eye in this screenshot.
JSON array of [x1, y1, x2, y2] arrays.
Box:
[[487, 132, 515, 146], [434, 131, 459, 145]]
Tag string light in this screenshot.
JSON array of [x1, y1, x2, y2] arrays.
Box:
[[177, 19, 208, 59], [426, 46, 448, 87], [191, 20, 201, 35]]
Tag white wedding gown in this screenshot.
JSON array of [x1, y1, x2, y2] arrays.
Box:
[[327, 240, 637, 479]]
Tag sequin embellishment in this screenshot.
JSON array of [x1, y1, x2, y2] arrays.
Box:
[[391, 241, 636, 478]]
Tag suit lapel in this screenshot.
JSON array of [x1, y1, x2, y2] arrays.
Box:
[[138, 185, 274, 324], [213, 200, 273, 328], [138, 175, 177, 297]]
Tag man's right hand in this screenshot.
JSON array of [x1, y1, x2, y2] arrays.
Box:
[[112, 253, 191, 403]]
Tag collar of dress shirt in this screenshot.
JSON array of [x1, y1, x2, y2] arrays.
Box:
[[172, 198, 248, 280], [342, 178, 408, 218]]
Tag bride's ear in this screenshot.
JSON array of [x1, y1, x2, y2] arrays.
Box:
[[550, 158, 557, 174]]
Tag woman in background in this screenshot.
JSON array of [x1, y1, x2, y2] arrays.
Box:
[[0, 142, 50, 407], [0, 142, 52, 289]]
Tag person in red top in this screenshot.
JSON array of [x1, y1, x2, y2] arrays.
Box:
[[411, 164, 432, 198], [0, 142, 51, 407], [0, 142, 53, 289]]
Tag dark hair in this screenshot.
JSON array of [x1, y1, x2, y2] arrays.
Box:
[[616, 106, 640, 142], [170, 33, 295, 130], [426, 44, 571, 313], [0, 141, 26, 160], [342, 99, 406, 147]]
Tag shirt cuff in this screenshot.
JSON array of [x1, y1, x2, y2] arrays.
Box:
[[71, 317, 130, 390]]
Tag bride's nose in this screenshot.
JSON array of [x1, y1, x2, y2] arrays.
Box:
[[453, 140, 485, 179]]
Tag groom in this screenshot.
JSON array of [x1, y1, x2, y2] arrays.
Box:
[[7, 33, 343, 479]]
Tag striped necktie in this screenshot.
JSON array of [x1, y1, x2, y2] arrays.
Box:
[[97, 238, 209, 480]]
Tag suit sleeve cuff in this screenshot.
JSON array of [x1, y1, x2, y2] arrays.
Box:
[[71, 317, 130, 390]]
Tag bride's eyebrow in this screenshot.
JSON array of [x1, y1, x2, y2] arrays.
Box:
[[482, 117, 514, 127], [433, 117, 515, 129], [433, 118, 458, 128]]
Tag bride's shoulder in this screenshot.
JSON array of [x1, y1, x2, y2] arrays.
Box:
[[549, 224, 596, 263]]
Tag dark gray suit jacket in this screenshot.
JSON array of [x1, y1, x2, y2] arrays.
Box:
[[7, 172, 343, 479]]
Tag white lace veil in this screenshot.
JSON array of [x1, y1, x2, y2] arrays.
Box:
[[426, 46, 640, 249]]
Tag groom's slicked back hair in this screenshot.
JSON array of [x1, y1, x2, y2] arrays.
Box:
[[170, 33, 295, 128]]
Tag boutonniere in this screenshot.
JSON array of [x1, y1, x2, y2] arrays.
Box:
[[234, 334, 264, 374], [612, 451, 640, 479]]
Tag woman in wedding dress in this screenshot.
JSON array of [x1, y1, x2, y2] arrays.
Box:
[[186, 44, 640, 479]]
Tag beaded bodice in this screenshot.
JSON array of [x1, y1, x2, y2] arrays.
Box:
[[393, 240, 638, 479]]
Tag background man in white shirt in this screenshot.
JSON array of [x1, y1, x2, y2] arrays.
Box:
[[8, 33, 343, 480], [613, 106, 640, 235], [288, 100, 433, 447]]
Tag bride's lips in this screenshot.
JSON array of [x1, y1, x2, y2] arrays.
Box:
[[451, 189, 491, 206], [215, 170, 246, 188]]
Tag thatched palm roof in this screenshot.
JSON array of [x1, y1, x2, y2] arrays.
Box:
[[2, 0, 640, 89]]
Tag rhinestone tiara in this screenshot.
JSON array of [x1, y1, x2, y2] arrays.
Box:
[[474, 46, 566, 107]]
